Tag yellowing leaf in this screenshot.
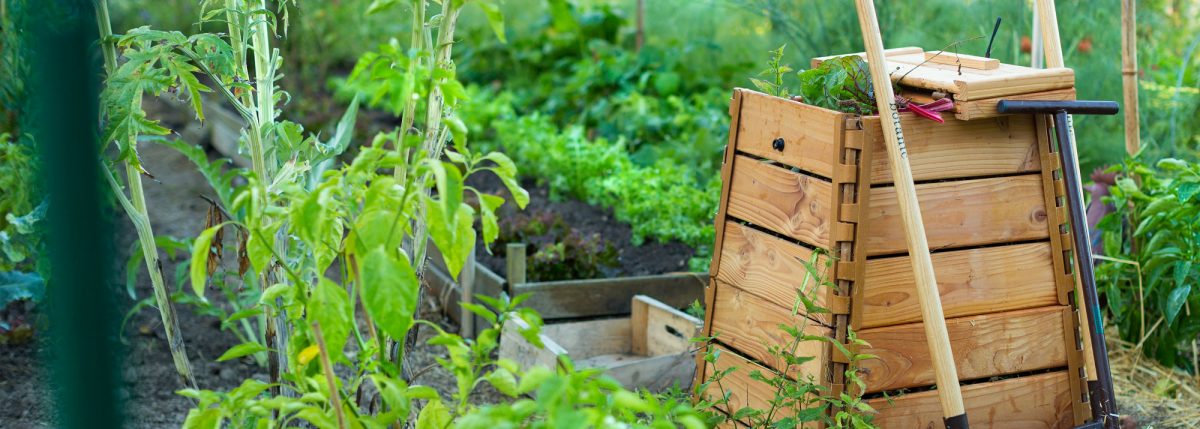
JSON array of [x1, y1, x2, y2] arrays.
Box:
[[298, 344, 320, 366]]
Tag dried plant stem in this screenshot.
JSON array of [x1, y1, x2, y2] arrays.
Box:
[[312, 322, 347, 429], [95, 0, 198, 391]]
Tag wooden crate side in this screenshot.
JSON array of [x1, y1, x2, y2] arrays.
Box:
[[860, 242, 1060, 328], [715, 222, 832, 319], [732, 90, 842, 179], [540, 318, 632, 359], [726, 155, 834, 249], [512, 272, 706, 320], [709, 280, 833, 378], [631, 295, 703, 357], [857, 306, 1070, 393], [709, 90, 748, 277], [868, 370, 1076, 428], [864, 115, 1041, 184], [864, 174, 1049, 256]]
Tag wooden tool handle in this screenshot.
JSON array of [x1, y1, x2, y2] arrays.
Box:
[[853, 0, 969, 424]]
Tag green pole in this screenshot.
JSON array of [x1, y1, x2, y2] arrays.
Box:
[[29, 2, 123, 428]]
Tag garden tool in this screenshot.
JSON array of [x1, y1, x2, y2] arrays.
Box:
[[996, 99, 1120, 428], [1033, 1, 1121, 426], [854, 1, 969, 427]]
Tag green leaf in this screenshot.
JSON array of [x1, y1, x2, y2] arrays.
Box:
[[477, 1, 506, 43], [353, 209, 405, 255], [416, 400, 451, 429], [181, 407, 222, 429], [246, 228, 274, 275], [190, 222, 229, 299], [1165, 284, 1192, 327], [360, 248, 418, 340], [310, 277, 353, 355], [477, 194, 504, 245], [1177, 182, 1200, 203], [217, 342, 268, 362], [485, 367, 518, 397]]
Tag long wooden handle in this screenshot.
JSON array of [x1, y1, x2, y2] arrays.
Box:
[[853, 0, 968, 425], [1035, 0, 1100, 385]]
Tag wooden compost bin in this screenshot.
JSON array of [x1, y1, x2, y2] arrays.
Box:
[[424, 245, 706, 339], [498, 295, 703, 392], [697, 48, 1093, 427]]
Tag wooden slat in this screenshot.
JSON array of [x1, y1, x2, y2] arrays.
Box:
[[862, 114, 1041, 184], [861, 242, 1060, 328], [716, 222, 831, 320], [923, 51, 1000, 70], [954, 87, 1076, 121], [632, 295, 703, 357], [701, 345, 825, 428], [540, 318, 631, 359], [858, 306, 1069, 393], [726, 155, 834, 249], [511, 272, 706, 320], [813, 50, 1075, 100], [865, 174, 1048, 256], [709, 280, 832, 377], [732, 90, 842, 178], [869, 371, 1076, 428]]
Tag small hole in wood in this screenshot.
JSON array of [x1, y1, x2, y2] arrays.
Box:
[[664, 325, 685, 340]]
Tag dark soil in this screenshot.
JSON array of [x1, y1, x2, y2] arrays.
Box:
[[467, 172, 696, 281]]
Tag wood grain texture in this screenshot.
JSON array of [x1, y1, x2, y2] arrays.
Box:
[[716, 222, 831, 323], [869, 370, 1076, 428], [726, 155, 834, 249], [634, 295, 703, 357], [732, 90, 842, 178], [923, 51, 1000, 70], [952, 88, 1076, 121], [701, 345, 824, 428], [865, 174, 1049, 256], [709, 280, 832, 378], [861, 242, 1060, 328], [858, 306, 1070, 393], [862, 114, 1041, 184]]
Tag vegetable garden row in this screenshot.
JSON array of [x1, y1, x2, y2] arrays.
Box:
[[1, 0, 1199, 428]]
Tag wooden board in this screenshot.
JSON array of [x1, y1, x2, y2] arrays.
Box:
[[732, 90, 842, 179], [701, 345, 827, 427], [499, 317, 568, 372], [865, 174, 1048, 256], [709, 280, 832, 377], [511, 272, 706, 320], [858, 306, 1069, 392], [814, 48, 1075, 101], [862, 114, 1041, 184], [603, 352, 698, 392], [715, 222, 832, 323], [631, 294, 704, 357], [868, 370, 1076, 428], [953, 87, 1076, 121], [861, 242, 1060, 328], [923, 51, 999, 70], [726, 155, 834, 249]]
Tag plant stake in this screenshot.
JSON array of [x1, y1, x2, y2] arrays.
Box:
[[853, 0, 969, 427]]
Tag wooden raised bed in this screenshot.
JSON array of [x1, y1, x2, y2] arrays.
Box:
[[498, 295, 703, 392], [424, 244, 706, 339], [697, 48, 1094, 427]]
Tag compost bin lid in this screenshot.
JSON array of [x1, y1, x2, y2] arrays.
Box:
[[812, 47, 1075, 101]]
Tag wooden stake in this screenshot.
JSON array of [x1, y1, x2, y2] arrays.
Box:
[[1121, 0, 1141, 155], [853, 0, 968, 425], [506, 243, 527, 285]]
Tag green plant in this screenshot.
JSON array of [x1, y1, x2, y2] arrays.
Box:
[[694, 249, 877, 427], [497, 210, 618, 281], [1096, 156, 1200, 370]]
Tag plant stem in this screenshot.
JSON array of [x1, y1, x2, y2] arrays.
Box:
[[95, 0, 198, 391], [312, 322, 347, 429]]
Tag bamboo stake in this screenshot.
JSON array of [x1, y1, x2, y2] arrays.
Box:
[[1121, 0, 1140, 155], [95, 0, 198, 391], [853, 1, 968, 426]]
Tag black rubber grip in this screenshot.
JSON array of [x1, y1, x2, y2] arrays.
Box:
[[944, 413, 970, 429]]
